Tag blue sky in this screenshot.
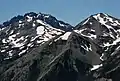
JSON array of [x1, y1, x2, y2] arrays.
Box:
[[0, 0, 120, 25]]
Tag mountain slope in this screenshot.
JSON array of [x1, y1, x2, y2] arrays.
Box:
[[75, 13, 120, 81]]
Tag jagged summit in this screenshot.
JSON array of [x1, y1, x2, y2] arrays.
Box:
[[76, 13, 120, 28], [1, 12, 73, 31]]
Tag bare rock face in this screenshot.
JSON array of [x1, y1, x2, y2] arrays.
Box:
[[1, 12, 120, 81]]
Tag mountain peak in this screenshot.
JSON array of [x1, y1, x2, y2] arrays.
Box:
[[92, 13, 108, 16], [0, 12, 73, 63], [1, 12, 73, 31]]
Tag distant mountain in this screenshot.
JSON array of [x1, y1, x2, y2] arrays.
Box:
[[0, 12, 120, 81]]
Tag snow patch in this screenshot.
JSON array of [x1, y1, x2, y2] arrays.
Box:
[[33, 23, 36, 27], [27, 16, 33, 22], [82, 18, 90, 25], [1, 50, 6, 52], [100, 53, 104, 61], [74, 29, 97, 40], [115, 20, 120, 25], [91, 64, 103, 71], [81, 44, 92, 52], [103, 37, 120, 47], [90, 22, 92, 25], [19, 20, 22, 23], [2, 39, 7, 43], [10, 30, 14, 34], [8, 34, 25, 47], [19, 50, 27, 55], [44, 15, 50, 18], [61, 32, 71, 40], [36, 26, 45, 35], [59, 23, 65, 27], [8, 50, 13, 56], [36, 19, 45, 25]]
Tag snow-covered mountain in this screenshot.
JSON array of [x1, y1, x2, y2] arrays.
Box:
[[0, 12, 120, 81], [0, 12, 73, 62], [74, 13, 120, 81]]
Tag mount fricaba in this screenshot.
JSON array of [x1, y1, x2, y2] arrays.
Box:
[[0, 12, 120, 81]]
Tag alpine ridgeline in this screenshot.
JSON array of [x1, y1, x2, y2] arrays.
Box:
[[0, 12, 120, 81]]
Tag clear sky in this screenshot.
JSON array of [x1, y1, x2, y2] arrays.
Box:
[[0, 0, 120, 26]]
